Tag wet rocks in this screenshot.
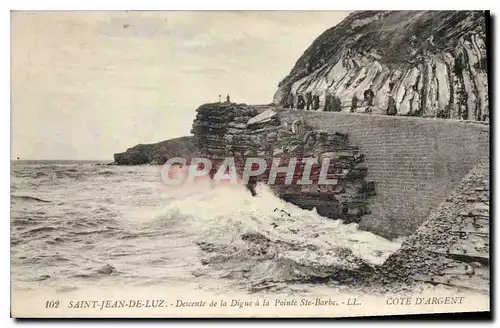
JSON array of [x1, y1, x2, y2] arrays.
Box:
[[96, 264, 117, 275], [197, 231, 376, 290]]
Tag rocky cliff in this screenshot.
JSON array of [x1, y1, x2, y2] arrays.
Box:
[[113, 136, 200, 165], [274, 11, 489, 121], [191, 102, 376, 224]]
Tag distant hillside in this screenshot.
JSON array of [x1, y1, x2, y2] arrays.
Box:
[[113, 136, 200, 165]]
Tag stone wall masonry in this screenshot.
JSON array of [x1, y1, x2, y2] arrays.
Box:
[[278, 110, 490, 238]]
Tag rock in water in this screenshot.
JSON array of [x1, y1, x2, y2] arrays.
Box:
[[274, 11, 489, 121]]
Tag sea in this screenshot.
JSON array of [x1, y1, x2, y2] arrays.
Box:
[[12, 160, 463, 314]]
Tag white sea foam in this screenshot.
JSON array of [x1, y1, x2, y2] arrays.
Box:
[[11, 164, 401, 295]]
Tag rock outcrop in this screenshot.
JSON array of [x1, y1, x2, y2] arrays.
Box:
[[378, 157, 489, 292], [191, 102, 376, 224], [274, 11, 489, 121], [113, 136, 200, 165]]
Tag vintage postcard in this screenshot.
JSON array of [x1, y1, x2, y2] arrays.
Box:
[[10, 10, 490, 318]]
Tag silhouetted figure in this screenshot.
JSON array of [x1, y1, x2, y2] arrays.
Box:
[[287, 94, 295, 109], [283, 96, 290, 108], [218, 94, 222, 103], [297, 95, 305, 110], [364, 89, 375, 106], [305, 92, 313, 110], [387, 95, 397, 116], [312, 95, 320, 110], [226, 94, 231, 103], [388, 81, 395, 92], [332, 96, 342, 112], [350, 96, 358, 113], [324, 94, 332, 111]]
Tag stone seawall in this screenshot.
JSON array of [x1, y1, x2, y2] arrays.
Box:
[[379, 158, 489, 292], [277, 110, 489, 238]]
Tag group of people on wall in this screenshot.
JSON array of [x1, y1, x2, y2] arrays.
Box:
[[283, 88, 398, 116], [283, 91, 321, 111]]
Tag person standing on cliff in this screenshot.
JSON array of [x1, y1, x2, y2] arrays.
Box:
[[386, 95, 397, 116], [305, 92, 313, 111], [226, 94, 231, 103], [297, 95, 305, 110], [332, 96, 342, 112], [312, 95, 320, 110], [324, 93, 332, 111], [287, 93, 295, 109], [363, 89, 375, 106], [350, 96, 358, 113]]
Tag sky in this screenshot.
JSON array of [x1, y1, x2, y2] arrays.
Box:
[[11, 10, 349, 160]]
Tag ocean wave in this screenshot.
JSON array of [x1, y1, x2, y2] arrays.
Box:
[[22, 226, 58, 235], [33, 274, 51, 281], [12, 165, 92, 182], [12, 195, 51, 203], [29, 254, 70, 265], [97, 170, 115, 176], [11, 165, 403, 294], [46, 237, 66, 245], [141, 183, 402, 291], [72, 264, 118, 279]]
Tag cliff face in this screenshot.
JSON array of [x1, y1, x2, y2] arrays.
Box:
[[191, 102, 376, 224], [113, 136, 200, 165], [274, 11, 489, 121]]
